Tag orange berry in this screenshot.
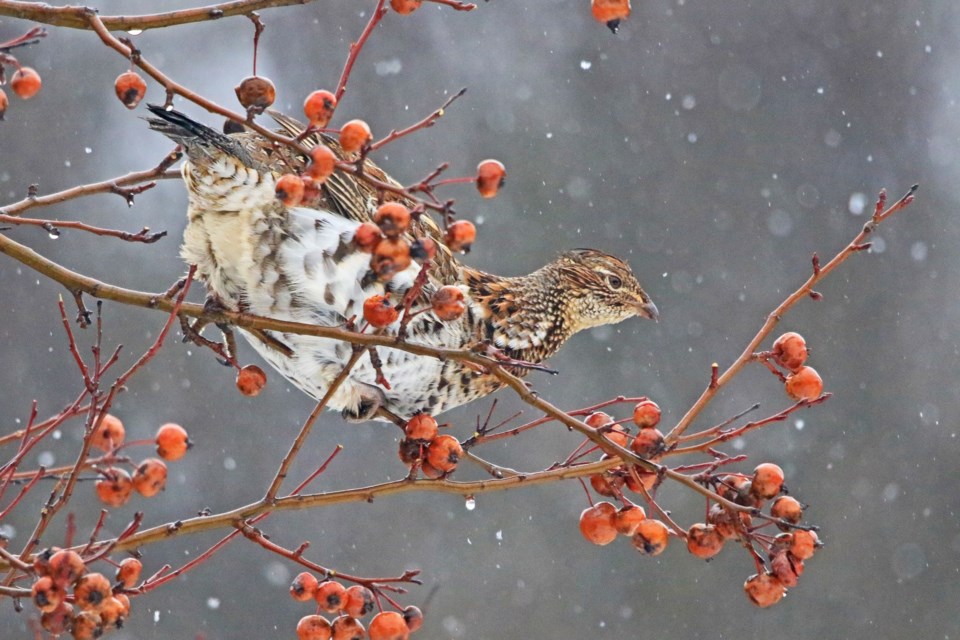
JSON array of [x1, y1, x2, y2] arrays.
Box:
[[591, 0, 631, 27], [114, 593, 131, 617], [342, 584, 375, 618], [371, 237, 413, 281], [369, 610, 409, 640], [40, 601, 73, 635], [404, 414, 439, 442], [115, 558, 142, 588], [339, 119, 372, 153], [431, 286, 466, 321], [585, 412, 614, 429], [785, 365, 823, 401], [71, 611, 104, 640], [32, 576, 64, 613], [613, 504, 646, 536], [235, 75, 276, 111], [0, 88, 8, 119], [770, 495, 804, 528], [353, 222, 383, 253], [363, 294, 400, 329], [631, 399, 661, 429], [707, 503, 751, 540], [373, 202, 412, 238], [315, 580, 347, 614], [402, 605, 423, 632], [114, 71, 147, 109], [98, 595, 127, 629], [419, 460, 444, 479], [10, 67, 42, 99], [47, 549, 85, 586], [155, 423, 190, 461], [631, 518, 670, 555], [629, 427, 664, 458], [750, 462, 785, 500], [410, 237, 437, 261], [444, 220, 476, 253], [332, 616, 366, 640], [90, 413, 125, 452], [276, 173, 306, 207], [132, 458, 168, 497], [686, 523, 725, 559], [772, 332, 808, 371], [789, 529, 820, 560], [589, 471, 623, 497], [624, 465, 657, 493], [743, 572, 785, 608], [236, 364, 267, 397], [307, 146, 339, 182], [95, 468, 133, 507], [297, 614, 333, 640], [578, 501, 618, 545], [602, 425, 631, 448], [303, 89, 338, 128], [475, 159, 506, 198], [74, 572, 112, 610], [425, 434, 463, 473], [390, 0, 422, 15], [770, 550, 803, 587], [291, 571, 320, 602]]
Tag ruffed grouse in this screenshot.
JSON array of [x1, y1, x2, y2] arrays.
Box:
[[147, 106, 658, 422]]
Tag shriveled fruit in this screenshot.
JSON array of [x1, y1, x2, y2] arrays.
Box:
[[743, 572, 785, 608], [314, 580, 347, 613], [235, 75, 275, 111], [236, 364, 267, 397], [431, 286, 466, 321], [751, 462, 785, 500], [444, 220, 476, 253], [114, 71, 147, 109], [630, 427, 664, 457], [331, 615, 365, 640], [373, 202, 411, 237], [95, 468, 133, 507], [290, 571, 319, 602], [789, 529, 820, 560], [613, 504, 646, 536], [772, 332, 807, 371], [402, 605, 423, 632], [342, 585, 375, 618], [132, 458, 168, 497], [770, 495, 803, 528], [74, 572, 111, 610], [371, 237, 412, 281], [31, 576, 63, 612], [686, 523, 724, 559], [363, 294, 400, 329], [297, 614, 333, 640], [631, 518, 670, 555]]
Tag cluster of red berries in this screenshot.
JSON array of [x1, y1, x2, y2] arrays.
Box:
[[0, 64, 42, 120], [91, 415, 190, 508], [704, 465, 820, 607], [590, 0, 631, 32], [768, 332, 824, 401], [289, 572, 423, 640], [29, 548, 139, 638], [396, 414, 464, 478]]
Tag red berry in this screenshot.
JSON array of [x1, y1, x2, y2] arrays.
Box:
[[236, 364, 267, 396], [339, 119, 372, 153], [402, 606, 423, 632], [155, 422, 190, 461], [90, 413, 125, 452], [686, 523, 725, 559], [770, 549, 803, 587], [371, 237, 413, 281], [31, 576, 64, 613], [772, 332, 808, 371], [297, 614, 333, 640], [785, 365, 823, 401], [276, 173, 306, 207], [743, 572, 785, 608], [624, 465, 657, 493], [0, 88, 8, 119], [71, 611, 104, 640], [342, 584, 375, 618], [235, 75, 275, 112], [116, 558, 142, 588], [398, 438, 425, 467], [788, 529, 820, 560], [426, 434, 463, 473], [631, 399, 661, 429], [589, 471, 623, 497], [631, 518, 670, 556], [373, 202, 412, 238], [98, 596, 127, 630], [95, 468, 133, 507], [405, 414, 439, 442], [751, 462, 785, 500], [363, 294, 400, 329], [47, 549, 85, 586], [315, 580, 347, 613], [40, 601, 73, 635], [591, 0, 631, 28], [585, 412, 614, 429], [11, 67, 42, 99], [74, 572, 111, 610], [419, 460, 444, 479], [390, 0, 422, 15], [291, 571, 320, 602], [369, 610, 409, 640], [132, 458, 168, 497], [613, 504, 646, 536], [578, 501, 618, 545], [707, 503, 751, 540], [431, 286, 466, 322], [331, 615, 365, 640], [114, 71, 147, 109], [444, 220, 476, 253], [629, 427, 664, 458], [353, 222, 383, 253], [303, 89, 337, 128], [307, 146, 338, 182], [475, 159, 506, 198], [770, 495, 804, 528]]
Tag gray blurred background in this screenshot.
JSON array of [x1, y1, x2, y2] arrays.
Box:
[[1, 1, 958, 638]]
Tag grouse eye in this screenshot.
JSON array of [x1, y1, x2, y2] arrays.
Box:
[[607, 275, 623, 290]]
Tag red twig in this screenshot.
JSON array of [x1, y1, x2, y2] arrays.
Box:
[[370, 88, 467, 151]]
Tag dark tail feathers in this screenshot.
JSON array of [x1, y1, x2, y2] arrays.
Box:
[[146, 104, 254, 166]]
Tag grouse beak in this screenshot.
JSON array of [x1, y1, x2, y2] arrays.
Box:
[[636, 300, 660, 323]]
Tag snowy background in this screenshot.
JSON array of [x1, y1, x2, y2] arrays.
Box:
[[1, 1, 958, 638]]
